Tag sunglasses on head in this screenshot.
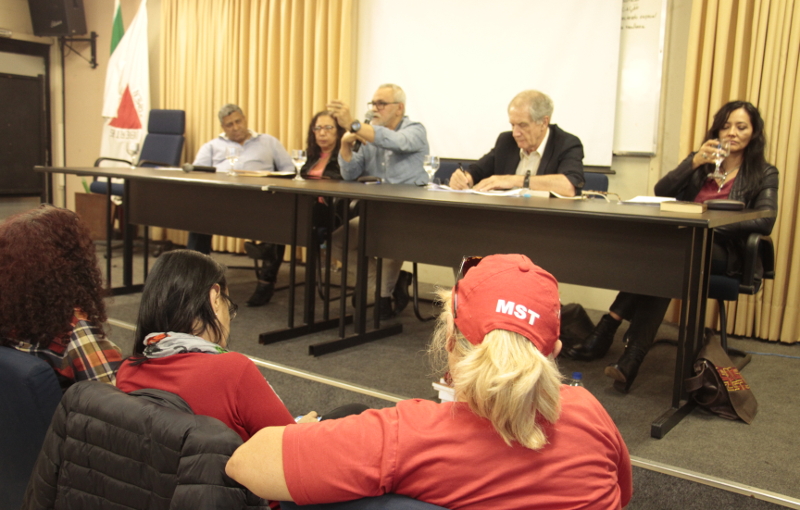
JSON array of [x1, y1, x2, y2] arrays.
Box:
[[453, 256, 483, 319]]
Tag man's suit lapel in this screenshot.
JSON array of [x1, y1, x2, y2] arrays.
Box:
[[537, 125, 556, 175]]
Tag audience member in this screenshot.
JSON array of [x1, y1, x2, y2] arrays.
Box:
[[566, 101, 779, 393], [327, 84, 428, 318], [187, 103, 295, 307], [226, 254, 632, 509], [0, 205, 122, 389], [115, 250, 298, 441], [449, 90, 585, 196]]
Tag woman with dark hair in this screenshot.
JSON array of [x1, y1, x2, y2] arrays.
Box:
[[115, 250, 295, 441], [300, 110, 347, 179], [0, 205, 122, 389], [566, 101, 779, 392], [244, 111, 345, 308]]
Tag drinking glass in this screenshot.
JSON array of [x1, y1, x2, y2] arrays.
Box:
[[712, 140, 730, 180], [292, 149, 307, 181], [225, 146, 240, 175], [423, 155, 440, 184], [126, 141, 140, 168]]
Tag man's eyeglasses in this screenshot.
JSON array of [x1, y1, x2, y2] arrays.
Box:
[[367, 101, 399, 110], [582, 191, 621, 203], [313, 125, 336, 132], [453, 256, 483, 319]]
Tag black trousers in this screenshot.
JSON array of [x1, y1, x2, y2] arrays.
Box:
[[609, 242, 728, 348], [186, 232, 285, 283]]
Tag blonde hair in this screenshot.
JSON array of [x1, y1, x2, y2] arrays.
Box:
[[429, 289, 562, 450]]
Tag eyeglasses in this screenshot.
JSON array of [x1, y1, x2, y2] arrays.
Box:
[[367, 101, 399, 110], [313, 125, 336, 132], [453, 256, 483, 319], [582, 191, 621, 203], [221, 293, 238, 320]]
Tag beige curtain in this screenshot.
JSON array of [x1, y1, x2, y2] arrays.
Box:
[[680, 0, 800, 343], [154, 0, 355, 253]]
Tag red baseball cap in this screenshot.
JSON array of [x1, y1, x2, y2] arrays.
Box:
[[452, 254, 561, 356]]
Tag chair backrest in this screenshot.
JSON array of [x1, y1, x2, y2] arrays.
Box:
[[434, 158, 478, 185], [139, 109, 186, 167], [24, 382, 268, 510], [0, 346, 62, 510], [583, 172, 609, 192]]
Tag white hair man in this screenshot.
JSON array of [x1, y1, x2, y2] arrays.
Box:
[[450, 90, 585, 196]]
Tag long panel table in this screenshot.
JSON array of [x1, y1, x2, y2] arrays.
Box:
[[264, 179, 775, 438], [35, 166, 351, 343], [38, 168, 775, 438]]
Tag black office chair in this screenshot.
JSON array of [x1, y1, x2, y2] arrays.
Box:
[[709, 233, 775, 354], [0, 347, 62, 510], [90, 109, 186, 258], [583, 172, 609, 193]]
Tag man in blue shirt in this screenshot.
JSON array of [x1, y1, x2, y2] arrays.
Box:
[[327, 84, 429, 319], [187, 104, 294, 307]]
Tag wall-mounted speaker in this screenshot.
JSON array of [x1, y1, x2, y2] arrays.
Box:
[[28, 0, 87, 37]]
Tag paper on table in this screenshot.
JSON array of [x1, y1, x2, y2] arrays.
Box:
[[622, 195, 676, 205], [425, 183, 541, 197], [230, 169, 295, 177]]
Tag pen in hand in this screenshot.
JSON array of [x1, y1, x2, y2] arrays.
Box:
[[457, 163, 471, 189]]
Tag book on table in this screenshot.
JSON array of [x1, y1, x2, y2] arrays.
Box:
[[660, 200, 707, 214]]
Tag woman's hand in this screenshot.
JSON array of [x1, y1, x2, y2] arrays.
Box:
[[296, 411, 319, 424], [692, 139, 721, 169]]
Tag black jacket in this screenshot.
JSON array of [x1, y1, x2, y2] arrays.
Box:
[[23, 382, 269, 510], [300, 155, 342, 180], [467, 125, 585, 192], [655, 152, 779, 277]]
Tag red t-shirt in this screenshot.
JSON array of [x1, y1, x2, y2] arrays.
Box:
[[116, 352, 294, 441], [283, 386, 632, 510]]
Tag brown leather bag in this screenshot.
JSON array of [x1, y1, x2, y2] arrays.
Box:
[[685, 334, 758, 424]]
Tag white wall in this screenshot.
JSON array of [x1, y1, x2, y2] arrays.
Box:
[[403, 0, 693, 311], [355, 0, 622, 166]]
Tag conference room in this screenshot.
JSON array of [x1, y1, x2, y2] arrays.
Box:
[[2, 0, 799, 508]]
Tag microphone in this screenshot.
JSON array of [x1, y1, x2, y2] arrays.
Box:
[[182, 163, 217, 173], [352, 111, 375, 153]]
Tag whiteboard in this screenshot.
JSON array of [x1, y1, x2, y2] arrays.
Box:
[[613, 0, 667, 155], [355, 0, 622, 167]]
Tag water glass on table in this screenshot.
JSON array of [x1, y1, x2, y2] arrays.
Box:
[[225, 146, 240, 175], [292, 149, 307, 181], [423, 155, 440, 185]]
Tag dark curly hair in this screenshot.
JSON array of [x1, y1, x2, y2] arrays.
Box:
[[0, 204, 107, 347]]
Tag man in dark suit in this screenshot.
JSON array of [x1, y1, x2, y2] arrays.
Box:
[[450, 90, 585, 196]]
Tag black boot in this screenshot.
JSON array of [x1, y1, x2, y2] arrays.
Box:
[[246, 280, 275, 307], [604, 341, 648, 393], [393, 270, 412, 315], [246, 246, 280, 307], [565, 314, 621, 361], [379, 297, 395, 320]]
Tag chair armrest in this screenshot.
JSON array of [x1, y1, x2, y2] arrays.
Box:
[[94, 157, 132, 167], [739, 234, 774, 293]]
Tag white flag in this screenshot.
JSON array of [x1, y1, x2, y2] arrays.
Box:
[[99, 0, 150, 166]]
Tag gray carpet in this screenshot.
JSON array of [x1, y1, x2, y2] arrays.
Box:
[[102, 249, 800, 507]]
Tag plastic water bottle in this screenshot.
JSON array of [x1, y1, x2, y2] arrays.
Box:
[[568, 372, 584, 387]]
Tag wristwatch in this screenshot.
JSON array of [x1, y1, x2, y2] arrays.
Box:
[[350, 120, 362, 133], [523, 170, 531, 188]]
